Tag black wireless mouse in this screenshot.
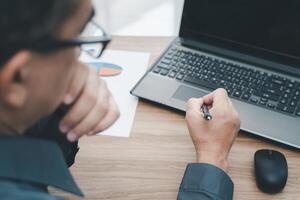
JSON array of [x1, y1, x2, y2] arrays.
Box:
[[254, 149, 288, 194]]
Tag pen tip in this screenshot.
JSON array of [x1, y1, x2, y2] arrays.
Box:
[[205, 115, 213, 120]]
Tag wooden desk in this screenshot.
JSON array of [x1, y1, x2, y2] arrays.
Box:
[[53, 36, 300, 200]]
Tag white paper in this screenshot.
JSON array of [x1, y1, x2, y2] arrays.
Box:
[[80, 50, 150, 137]]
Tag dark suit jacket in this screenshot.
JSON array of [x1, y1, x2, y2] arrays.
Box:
[[0, 112, 234, 199]]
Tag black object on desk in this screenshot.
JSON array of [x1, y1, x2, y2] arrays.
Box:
[[254, 149, 288, 194]]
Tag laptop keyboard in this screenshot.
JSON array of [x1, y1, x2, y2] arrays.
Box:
[[152, 46, 300, 117]]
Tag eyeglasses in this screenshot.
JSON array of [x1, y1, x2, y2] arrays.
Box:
[[7, 20, 111, 59], [46, 20, 111, 58], [78, 21, 111, 58]]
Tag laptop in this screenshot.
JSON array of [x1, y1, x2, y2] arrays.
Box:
[[131, 0, 300, 149]]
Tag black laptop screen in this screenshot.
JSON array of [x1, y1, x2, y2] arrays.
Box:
[[180, 0, 300, 66]]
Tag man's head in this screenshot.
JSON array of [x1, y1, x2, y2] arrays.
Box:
[[0, 0, 93, 135]]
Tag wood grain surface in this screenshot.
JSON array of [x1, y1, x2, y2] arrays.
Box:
[[51, 36, 300, 200]]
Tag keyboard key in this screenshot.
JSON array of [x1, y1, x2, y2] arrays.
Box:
[[277, 105, 295, 114], [261, 98, 268, 102], [153, 67, 161, 73], [290, 101, 297, 107], [284, 88, 292, 94], [287, 82, 295, 88], [176, 73, 184, 80], [267, 103, 275, 109], [233, 90, 242, 98], [165, 55, 173, 60], [296, 109, 300, 116], [242, 93, 251, 100], [279, 98, 288, 105], [277, 103, 285, 110], [250, 98, 258, 104], [259, 101, 267, 106], [226, 88, 233, 95], [253, 91, 280, 102], [292, 96, 300, 102], [160, 69, 169, 76], [262, 87, 282, 95], [269, 76, 286, 85], [161, 59, 171, 65], [282, 93, 291, 99], [168, 71, 177, 78], [264, 83, 283, 92], [158, 63, 172, 70]]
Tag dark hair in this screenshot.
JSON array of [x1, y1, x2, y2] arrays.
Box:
[[0, 0, 81, 67]]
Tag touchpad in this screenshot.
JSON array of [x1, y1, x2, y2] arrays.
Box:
[[172, 85, 209, 102]]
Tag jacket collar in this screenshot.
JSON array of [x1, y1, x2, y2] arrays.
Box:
[[0, 136, 83, 197]]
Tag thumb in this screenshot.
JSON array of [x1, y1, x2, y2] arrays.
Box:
[[186, 98, 204, 114]]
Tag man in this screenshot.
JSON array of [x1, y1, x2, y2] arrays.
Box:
[[0, 0, 241, 199]]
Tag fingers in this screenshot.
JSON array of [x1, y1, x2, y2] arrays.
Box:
[[66, 95, 109, 141], [203, 88, 229, 107], [60, 66, 104, 133], [186, 88, 230, 112], [63, 63, 89, 105], [88, 97, 120, 136], [186, 88, 235, 122], [59, 63, 120, 142], [66, 96, 119, 142], [186, 98, 204, 112], [186, 98, 204, 122], [205, 89, 240, 127]]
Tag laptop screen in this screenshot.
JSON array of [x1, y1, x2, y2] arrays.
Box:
[[180, 0, 300, 67]]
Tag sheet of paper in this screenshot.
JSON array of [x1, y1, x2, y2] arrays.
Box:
[[80, 50, 150, 137]]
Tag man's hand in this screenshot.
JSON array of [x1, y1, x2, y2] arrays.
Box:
[[59, 63, 120, 142], [186, 88, 241, 172]]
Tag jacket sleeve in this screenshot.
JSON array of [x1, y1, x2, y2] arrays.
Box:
[[24, 107, 79, 167], [177, 163, 234, 200], [0, 180, 63, 200]]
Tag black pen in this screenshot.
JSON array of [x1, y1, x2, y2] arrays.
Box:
[[201, 105, 213, 121]]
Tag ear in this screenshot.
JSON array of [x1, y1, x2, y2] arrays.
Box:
[[0, 51, 31, 108]]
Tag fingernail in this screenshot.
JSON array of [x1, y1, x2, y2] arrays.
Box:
[[67, 133, 78, 142], [60, 125, 69, 133], [64, 94, 74, 105]]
